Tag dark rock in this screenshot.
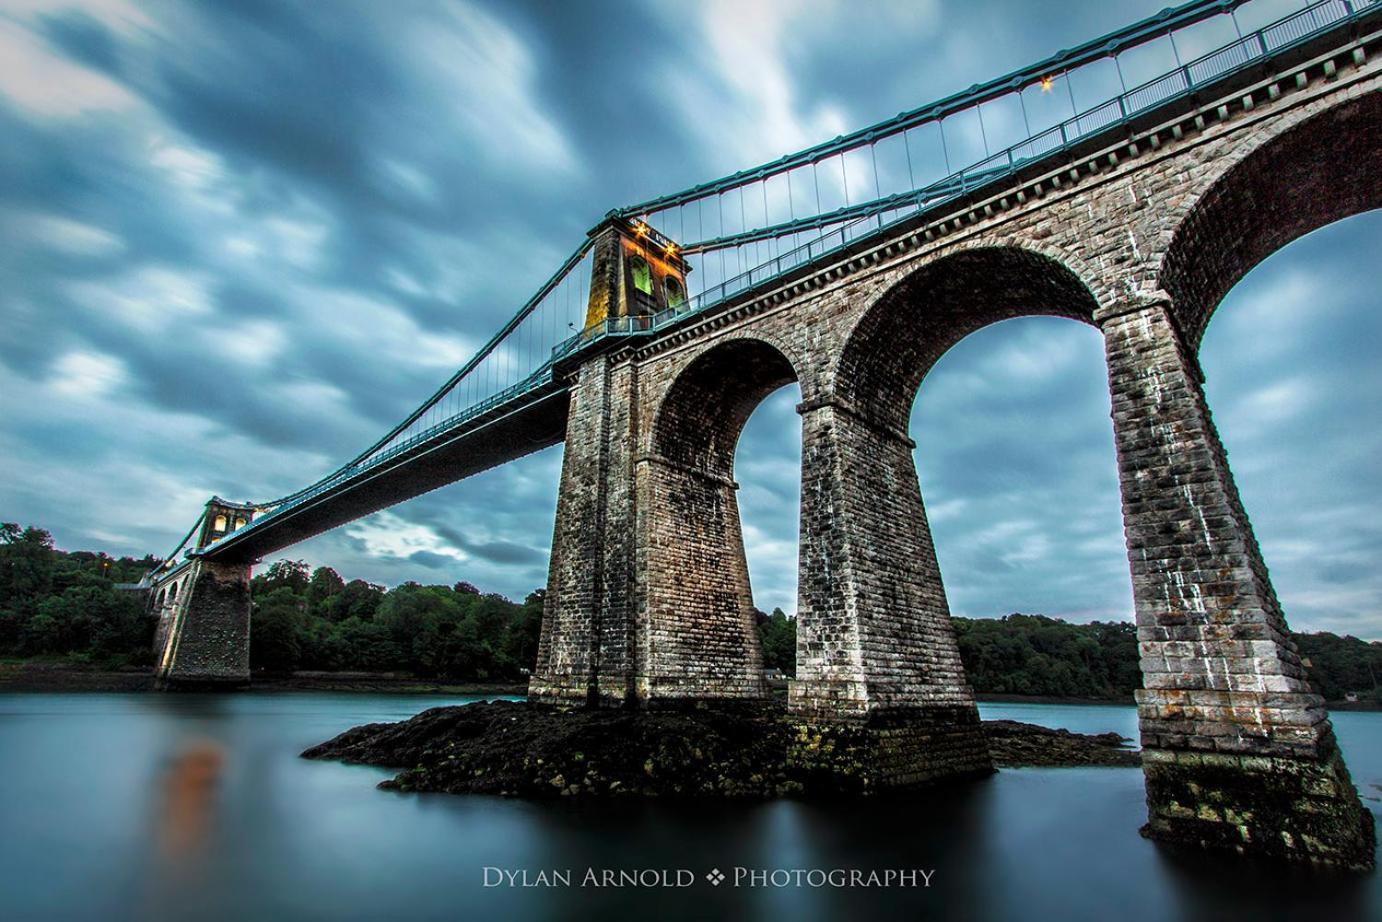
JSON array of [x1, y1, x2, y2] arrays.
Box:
[[982, 719, 1139, 767], [302, 701, 1140, 798]]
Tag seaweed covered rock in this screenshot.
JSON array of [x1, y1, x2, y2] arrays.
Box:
[[983, 719, 1140, 767], [303, 700, 1139, 798]]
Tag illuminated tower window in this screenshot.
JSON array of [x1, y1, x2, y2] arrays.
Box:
[[630, 255, 653, 294], [234, 517, 246, 530], [665, 276, 685, 308]]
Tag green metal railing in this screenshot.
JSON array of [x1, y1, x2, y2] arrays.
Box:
[[201, 0, 1375, 556]]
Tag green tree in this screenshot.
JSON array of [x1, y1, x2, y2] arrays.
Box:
[[756, 607, 796, 676], [305, 566, 345, 619], [24, 586, 148, 659], [254, 559, 311, 595], [325, 579, 385, 622], [0, 524, 56, 622], [1295, 632, 1382, 703], [250, 586, 306, 672]]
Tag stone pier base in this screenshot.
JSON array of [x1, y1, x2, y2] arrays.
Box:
[[790, 706, 995, 790], [1142, 733, 1376, 871]]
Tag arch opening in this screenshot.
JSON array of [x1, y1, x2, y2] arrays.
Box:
[[910, 316, 1134, 693], [1161, 92, 1382, 347], [630, 255, 653, 295], [799, 245, 1119, 713], [642, 338, 802, 700], [836, 247, 1101, 434], [1198, 210, 1382, 693], [664, 276, 685, 308], [652, 339, 798, 479]]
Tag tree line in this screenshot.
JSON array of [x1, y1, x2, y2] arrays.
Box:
[[247, 559, 543, 681], [758, 611, 1382, 704], [0, 523, 155, 666], [2, 522, 1379, 702]]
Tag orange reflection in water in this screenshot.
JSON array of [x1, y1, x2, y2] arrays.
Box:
[[157, 739, 224, 859]]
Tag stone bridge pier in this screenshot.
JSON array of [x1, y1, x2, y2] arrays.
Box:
[[1101, 296, 1374, 868], [150, 497, 255, 688]]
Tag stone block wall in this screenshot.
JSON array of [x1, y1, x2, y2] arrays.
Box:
[[791, 401, 979, 723], [1101, 300, 1325, 751], [154, 559, 251, 687], [634, 456, 764, 700], [1099, 298, 1374, 866], [532, 355, 631, 704]]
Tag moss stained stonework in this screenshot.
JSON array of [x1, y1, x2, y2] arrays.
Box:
[[1142, 734, 1375, 871]]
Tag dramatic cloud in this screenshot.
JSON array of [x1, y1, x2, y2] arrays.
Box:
[[1, 0, 1377, 641]]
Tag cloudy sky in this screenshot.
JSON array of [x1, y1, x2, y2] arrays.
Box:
[[1, 0, 1378, 640]]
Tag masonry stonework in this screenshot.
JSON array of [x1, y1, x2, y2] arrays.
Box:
[[528, 36, 1380, 864], [531, 354, 636, 705], [1100, 298, 1375, 868], [154, 559, 252, 688]]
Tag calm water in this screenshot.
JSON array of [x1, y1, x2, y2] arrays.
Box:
[[0, 694, 1377, 922]]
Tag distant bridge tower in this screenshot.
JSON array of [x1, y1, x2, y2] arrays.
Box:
[[198, 496, 256, 549], [150, 497, 258, 688]]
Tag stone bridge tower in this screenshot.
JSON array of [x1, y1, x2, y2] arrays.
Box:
[[151, 497, 257, 687], [583, 215, 692, 332]]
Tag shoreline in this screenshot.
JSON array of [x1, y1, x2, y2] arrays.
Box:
[[0, 662, 527, 697], [1, 663, 1377, 711], [974, 692, 1133, 707]]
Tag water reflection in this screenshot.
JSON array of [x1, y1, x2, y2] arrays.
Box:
[[0, 694, 1375, 922], [157, 739, 224, 858]]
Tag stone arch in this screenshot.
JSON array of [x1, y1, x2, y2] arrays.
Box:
[[650, 336, 800, 480], [790, 242, 1105, 728], [637, 336, 803, 702], [834, 244, 1103, 433], [156, 588, 166, 608], [1160, 91, 1382, 347]]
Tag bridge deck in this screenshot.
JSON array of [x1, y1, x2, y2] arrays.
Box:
[[202, 384, 568, 563]]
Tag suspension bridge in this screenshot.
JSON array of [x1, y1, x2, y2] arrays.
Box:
[[143, 0, 1380, 869], [153, 0, 1376, 567]]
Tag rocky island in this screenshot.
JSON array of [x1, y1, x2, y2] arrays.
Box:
[[302, 700, 1139, 798]]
